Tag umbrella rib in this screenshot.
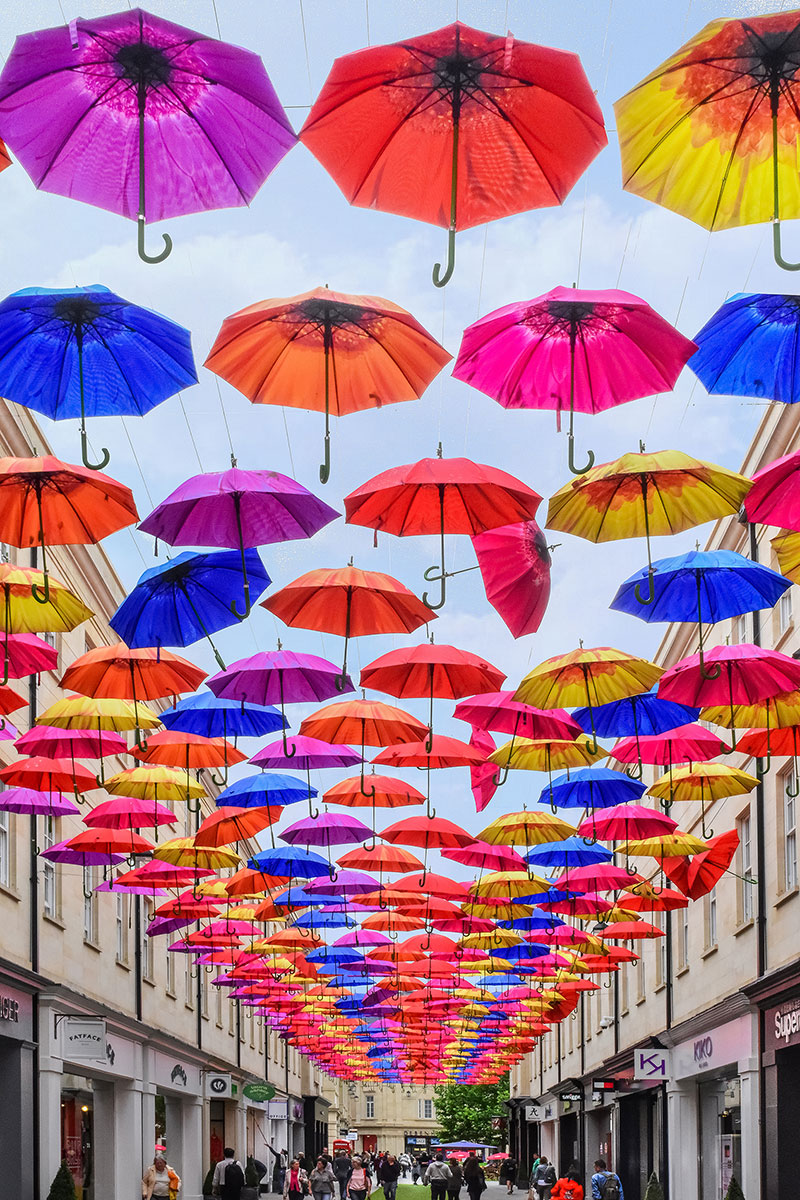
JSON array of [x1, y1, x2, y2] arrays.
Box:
[[36, 77, 128, 189], [708, 86, 767, 230]]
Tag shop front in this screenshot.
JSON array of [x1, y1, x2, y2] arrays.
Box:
[[761, 992, 800, 1200], [0, 978, 36, 1200], [528, 1094, 560, 1167], [150, 1050, 204, 1194]]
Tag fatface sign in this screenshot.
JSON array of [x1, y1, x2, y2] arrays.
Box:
[[62, 1017, 106, 1061]]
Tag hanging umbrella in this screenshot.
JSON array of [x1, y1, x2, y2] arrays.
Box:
[[139, 465, 339, 619], [525, 837, 612, 871], [0, 787, 79, 817], [477, 811, 575, 847], [337, 843, 424, 874], [216, 773, 315, 813], [153, 837, 239, 871], [263, 566, 435, 686], [577, 804, 677, 842], [571, 686, 699, 741], [206, 287, 450, 482], [547, 449, 751, 603], [280, 813, 373, 849], [543, 767, 645, 811], [772, 530, 800, 582], [736, 725, 800, 785], [616, 832, 708, 858], [745, 450, 800, 529], [83, 796, 177, 831], [0, 633, 57, 682], [661, 829, 740, 900], [658, 644, 800, 733], [0, 456, 138, 604], [40, 839, 125, 868], [132, 730, 246, 772], [607, 723, 730, 768], [373, 735, 488, 819], [248, 846, 332, 879], [159, 691, 285, 740], [250, 735, 362, 818], [0, 285, 197, 468], [442, 842, 528, 872], [38, 694, 160, 732], [15, 724, 126, 769], [689, 292, 800, 404], [193, 807, 284, 849], [300, 698, 428, 798], [0, 755, 98, 797], [469, 521, 552, 636], [0, 8, 296, 262], [323, 775, 425, 810], [110, 550, 270, 670], [379, 817, 474, 851], [611, 549, 789, 675], [344, 453, 542, 609], [468, 728, 498, 814], [614, 10, 800, 270], [647, 762, 758, 837], [455, 288, 695, 473], [0, 564, 92, 682], [300, 22, 606, 285], [104, 765, 205, 806]]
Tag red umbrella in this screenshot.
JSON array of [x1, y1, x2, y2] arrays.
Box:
[[63, 827, 154, 857], [379, 816, 474, 850], [661, 829, 740, 900], [83, 797, 177, 830], [0, 755, 98, 795], [617, 887, 688, 912], [471, 520, 552, 637], [468, 727, 498, 813], [744, 450, 800, 529], [453, 692, 580, 741], [441, 840, 527, 872], [344, 454, 542, 609], [373, 735, 487, 770]]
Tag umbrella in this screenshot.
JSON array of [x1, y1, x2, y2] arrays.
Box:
[[546, 449, 751, 604], [344, 453, 542, 609], [251, 735, 362, 816], [736, 726, 800, 784], [248, 847, 333, 880], [617, 833, 708, 858], [614, 10, 800, 270], [0, 633, 57, 682], [477, 811, 575, 847], [37, 694, 160, 732], [139, 466, 339, 619], [0, 787, 79, 817], [0, 755, 98, 798], [661, 830, 740, 900], [0, 8, 296, 262], [153, 838, 239, 872], [571, 686, 699, 740], [337, 844, 424, 874], [206, 287, 450, 482], [104, 765, 205, 806], [0, 285, 197, 468], [647, 762, 758, 837], [0, 564, 92, 678], [525, 837, 612, 871], [159, 692, 285, 741], [323, 775, 425, 811], [454, 287, 695, 473], [577, 804, 677, 841], [132, 730, 246, 774], [379, 816, 474, 852], [607, 723, 729, 770], [689, 292, 800, 404], [263, 566, 435, 686], [15, 724, 126, 772], [470, 521, 551, 637], [40, 838, 125, 868], [658, 645, 800, 738], [373, 735, 487, 818], [0, 455, 138, 604], [442, 842, 527, 872], [611, 549, 789, 676], [83, 796, 177, 831], [772, 530, 800, 582], [544, 767, 645, 812], [468, 727, 498, 814], [744, 450, 800, 529], [216, 774, 315, 815], [300, 699, 428, 798], [280, 813, 373, 849], [110, 550, 270, 670], [300, 22, 606, 285]]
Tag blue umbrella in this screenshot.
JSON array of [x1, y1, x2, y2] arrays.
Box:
[[496, 913, 564, 931], [160, 691, 286, 741], [217, 773, 316, 809], [0, 285, 197, 469], [525, 837, 613, 871], [572, 686, 700, 738], [689, 292, 800, 405], [540, 767, 645, 811], [611, 549, 790, 676], [247, 845, 331, 879], [110, 550, 271, 671], [288, 910, 356, 930], [271, 886, 341, 907]]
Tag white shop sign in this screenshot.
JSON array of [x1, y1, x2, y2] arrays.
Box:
[[634, 1049, 671, 1081], [62, 1018, 106, 1061], [673, 1015, 754, 1080], [152, 1050, 202, 1095], [268, 1100, 289, 1120]]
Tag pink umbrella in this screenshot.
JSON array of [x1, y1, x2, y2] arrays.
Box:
[[468, 727, 498, 813], [15, 725, 128, 759], [552, 864, 646, 891], [441, 840, 527, 872], [744, 450, 800, 529], [82, 796, 178, 830], [607, 723, 729, 769], [40, 839, 126, 866], [470, 522, 552, 638], [577, 804, 678, 841], [0, 786, 78, 816], [0, 632, 58, 684], [453, 692, 580, 740], [453, 286, 696, 473], [279, 812, 373, 848]]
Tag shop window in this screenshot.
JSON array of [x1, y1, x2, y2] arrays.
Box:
[[780, 589, 794, 634], [115, 893, 128, 964], [0, 809, 10, 888], [82, 867, 97, 944], [783, 774, 798, 891], [737, 811, 754, 923], [366, 1094, 375, 1119], [677, 906, 689, 970], [42, 815, 57, 918]]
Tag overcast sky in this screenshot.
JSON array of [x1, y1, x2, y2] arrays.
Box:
[[0, 0, 791, 850]]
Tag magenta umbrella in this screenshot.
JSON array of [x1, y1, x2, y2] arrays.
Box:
[[0, 633, 58, 684], [0, 787, 79, 816], [250, 734, 362, 817], [453, 692, 580, 740], [744, 449, 800, 529], [279, 812, 373, 848], [82, 796, 177, 830], [305, 870, 379, 897], [15, 725, 128, 760], [39, 839, 125, 866], [470, 521, 552, 638], [607, 723, 729, 772], [577, 803, 677, 841], [0, 8, 297, 263], [468, 727, 498, 813], [139, 466, 339, 618], [453, 286, 696, 474]]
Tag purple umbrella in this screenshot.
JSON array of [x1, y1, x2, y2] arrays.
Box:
[[0, 8, 297, 263], [250, 734, 362, 816], [0, 787, 79, 816], [40, 839, 125, 866], [279, 812, 373, 849], [305, 869, 379, 897], [208, 651, 353, 752], [139, 466, 339, 618]]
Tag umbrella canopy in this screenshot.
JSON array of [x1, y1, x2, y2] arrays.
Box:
[[607, 723, 729, 766], [0, 632, 57, 682], [0, 563, 93, 650], [206, 287, 450, 481], [300, 22, 606, 284], [478, 811, 575, 847], [0, 8, 296, 261], [280, 813, 373, 849], [544, 767, 645, 810], [131, 731, 246, 771], [614, 10, 800, 269], [344, 455, 542, 609], [110, 550, 271, 669], [661, 830, 740, 900], [250, 737, 361, 772], [159, 692, 285, 739], [104, 765, 205, 805], [658, 645, 800, 712], [745, 450, 800, 529], [571, 686, 699, 738], [248, 846, 332, 879], [379, 816, 474, 851], [323, 775, 425, 810], [216, 774, 315, 811], [453, 693, 581, 741], [83, 796, 177, 830], [300, 700, 427, 748], [0, 755, 98, 794], [772, 530, 800, 583], [470, 521, 552, 637], [577, 805, 677, 841], [61, 644, 206, 706], [0, 787, 79, 816], [454, 287, 695, 473], [15, 725, 126, 760], [373, 735, 487, 770], [37, 694, 160, 732], [0, 285, 197, 469], [689, 292, 800, 404]]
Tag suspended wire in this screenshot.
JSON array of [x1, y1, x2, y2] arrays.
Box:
[[281, 408, 297, 477], [365, 0, 371, 45], [615, 220, 634, 287], [646, 277, 689, 436], [119, 417, 156, 510], [299, 0, 314, 100], [178, 394, 204, 470], [214, 376, 236, 460], [210, 0, 222, 38], [575, 178, 589, 286]]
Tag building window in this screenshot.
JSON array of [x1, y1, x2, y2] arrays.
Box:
[[785, 773, 798, 892], [83, 867, 97, 942], [636, 951, 646, 1001], [738, 812, 754, 923], [185, 958, 195, 1009], [780, 589, 794, 634], [678, 906, 689, 970], [42, 816, 57, 917], [215, 982, 223, 1026], [166, 943, 176, 996], [620, 962, 629, 1013], [0, 810, 9, 888], [734, 614, 748, 643], [705, 887, 718, 948], [655, 913, 666, 986], [366, 1094, 375, 1119], [0, 542, 9, 563], [115, 893, 128, 963], [418, 1098, 433, 1119]]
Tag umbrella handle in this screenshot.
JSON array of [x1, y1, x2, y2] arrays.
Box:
[[138, 216, 172, 264], [433, 227, 457, 288], [626, 761, 643, 781], [787, 770, 800, 799], [755, 752, 771, 778], [0, 655, 8, 688], [360, 767, 376, 800], [582, 833, 598, 847], [319, 430, 331, 486], [492, 764, 510, 787], [422, 565, 446, 611], [186, 796, 202, 815], [773, 220, 800, 271], [335, 672, 350, 693], [281, 728, 296, 759], [626, 863, 639, 878], [633, 569, 656, 607], [210, 765, 229, 787], [31, 573, 50, 606], [567, 435, 595, 476], [80, 424, 110, 472]]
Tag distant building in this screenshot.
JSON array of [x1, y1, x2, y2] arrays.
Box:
[[350, 1082, 440, 1156]]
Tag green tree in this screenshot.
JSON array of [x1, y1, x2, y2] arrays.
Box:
[[47, 1161, 77, 1200], [433, 1080, 510, 1146], [643, 1173, 664, 1200], [724, 1177, 745, 1200]]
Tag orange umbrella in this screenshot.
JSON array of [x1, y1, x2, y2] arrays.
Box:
[[300, 698, 428, 798], [0, 455, 138, 603], [205, 286, 451, 483], [323, 774, 426, 810], [195, 806, 281, 848], [262, 565, 435, 684], [337, 843, 424, 873], [132, 730, 247, 782]]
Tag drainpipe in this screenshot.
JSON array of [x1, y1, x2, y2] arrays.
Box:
[[134, 897, 142, 1022], [28, 556, 40, 1200], [665, 911, 673, 1032]]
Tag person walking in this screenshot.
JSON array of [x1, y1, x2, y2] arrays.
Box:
[[142, 1154, 181, 1200], [346, 1157, 371, 1200], [283, 1160, 309, 1200], [550, 1171, 583, 1200], [424, 1153, 452, 1200], [446, 1157, 463, 1200], [590, 1161, 622, 1200], [399, 1153, 411, 1180], [412, 1158, 422, 1186], [531, 1158, 556, 1200], [378, 1154, 402, 1200], [213, 1149, 246, 1200], [462, 1155, 485, 1200], [310, 1157, 336, 1200], [499, 1157, 517, 1194], [334, 1152, 352, 1200]]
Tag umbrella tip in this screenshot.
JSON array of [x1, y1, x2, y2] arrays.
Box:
[[230, 453, 238, 468], [639, 440, 646, 453], [436, 442, 443, 458]]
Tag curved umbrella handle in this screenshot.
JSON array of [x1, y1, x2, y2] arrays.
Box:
[[335, 672, 350, 694], [319, 432, 331, 486], [422, 565, 446, 611], [31, 574, 50, 606], [774, 220, 800, 272], [80, 424, 110, 472], [281, 728, 297, 759], [567, 435, 595, 476], [634, 570, 656, 607], [0, 654, 8, 688], [186, 795, 202, 815], [492, 764, 510, 787], [230, 590, 251, 622], [209, 764, 229, 788], [626, 761, 643, 781], [138, 217, 172, 264], [433, 227, 456, 288], [755, 752, 771, 778], [787, 769, 800, 799]]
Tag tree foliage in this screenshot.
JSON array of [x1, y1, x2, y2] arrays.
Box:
[[643, 1173, 664, 1200], [47, 1162, 77, 1200], [724, 1177, 745, 1200], [433, 1080, 510, 1146]]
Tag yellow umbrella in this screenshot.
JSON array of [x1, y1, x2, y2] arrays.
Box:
[[701, 690, 800, 730], [648, 762, 758, 837], [104, 765, 206, 807], [546, 450, 751, 603], [469, 871, 550, 898], [772, 531, 800, 583], [38, 694, 161, 731], [458, 930, 522, 950], [478, 810, 576, 847], [614, 10, 800, 270], [461, 900, 534, 921], [152, 837, 239, 870], [489, 733, 606, 775], [618, 832, 708, 857]]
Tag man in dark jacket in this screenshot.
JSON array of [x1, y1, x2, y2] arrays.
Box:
[[532, 1157, 557, 1200], [333, 1153, 352, 1200], [378, 1155, 402, 1200]]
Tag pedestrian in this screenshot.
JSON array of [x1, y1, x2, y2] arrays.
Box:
[[310, 1157, 336, 1200], [446, 1157, 463, 1200], [334, 1152, 352, 1200], [378, 1154, 402, 1200], [142, 1154, 181, 1200], [412, 1158, 422, 1186], [283, 1160, 309, 1200], [213, 1149, 246, 1200], [399, 1153, 411, 1180], [551, 1172, 583, 1200], [499, 1157, 517, 1195], [346, 1157, 371, 1200], [531, 1158, 556, 1200], [424, 1153, 453, 1200], [590, 1161, 622, 1200], [462, 1155, 486, 1200]]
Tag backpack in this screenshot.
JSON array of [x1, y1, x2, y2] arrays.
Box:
[[222, 1160, 246, 1198], [599, 1173, 620, 1200], [536, 1165, 556, 1189]]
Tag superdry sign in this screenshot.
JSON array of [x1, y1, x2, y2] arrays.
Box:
[[766, 998, 800, 1050]]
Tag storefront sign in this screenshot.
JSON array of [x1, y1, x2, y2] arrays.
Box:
[[268, 1100, 289, 1119], [524, 1105, 541, 1122], [592, 1078, 618, 1092], [204, 1072, 232, 1098], [0, 985, 32, 1040], [673, 1015, 754, 1079], [561, 1091, 582, 1103], [152, 1051, 202, 1095], [634, 1049, 671, 1081], [766, 997, 800, 1050], [62, 1017, 106, 1060], [244, 1083, 276, 1102]]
